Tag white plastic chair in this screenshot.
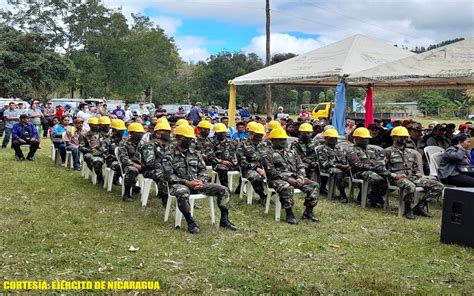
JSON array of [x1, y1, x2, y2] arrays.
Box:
[[213, 170, 240, 192], [50, 144, 55, 161], [384, 182, 424, 217], [349, 170, 369, 207], [64, 150, 74, 169], [264, 180, 302, 222], [424, 146, 445, 166]]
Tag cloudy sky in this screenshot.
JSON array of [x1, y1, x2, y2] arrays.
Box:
[[2, 0, 473, 62]]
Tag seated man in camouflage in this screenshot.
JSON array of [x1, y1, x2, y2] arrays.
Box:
[[347, 127, 389, 207], [262, 128, 320, 225], [193, 120, 213, 166], [236, 122, 268, 206], [164, 125, 237, 234], [102, 119, 126, 185], [385, 126, 443, 219], [210, 123, 238, 188], [316, 128, 349, 203], [117, 123, 145, 202], [80, 117, 105, 184], [290, 123, 319, 180]]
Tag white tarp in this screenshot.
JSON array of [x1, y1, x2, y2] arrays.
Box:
[[348, 38, 474, 88], [232, 34, 414, 86]]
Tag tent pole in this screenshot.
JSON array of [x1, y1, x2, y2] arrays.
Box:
[[228, 81, 237, 127]]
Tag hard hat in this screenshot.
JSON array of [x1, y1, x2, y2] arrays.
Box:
[[154, 121, 172, 132], [98, 116, 111, 125], [298, 123, 313, 132], [110, 119, 126, 130], [88, 117, 99, 125], [246, 121, 257, 130], [268, 128, 288, 139], [353, 127, 372, 139], [390, 126, 410, 137], [174, 124, 196, 138], [128, 122, 145, 133], [157, 117, 169, 124], [268, 120, 282, 130], [214, 123, 227, 133], [176, 119, 189, 126], [323, 128, 339, 138], [197, 120, 211, 129], [248, 123, 265, 135]]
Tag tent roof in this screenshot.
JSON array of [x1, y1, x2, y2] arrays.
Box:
[[347, 38, 474, 89], [232, 34, 415, 86]]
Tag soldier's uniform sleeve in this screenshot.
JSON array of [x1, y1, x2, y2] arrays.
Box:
[[230, 142, 238, 166], [196, 152, 209, 183], [140, 143, 156, 170], [80, 135, 91, 154], [236, 142, 250, 170], [90, 135, 102, 156], [406, 148, 421, 175], [162, 154, 181, 184], [295, 153, 306, 179], [262, 150, 281, 181], [372, 146, 390, 177], [208, 140, 222, 167], [347, 147, 376, 171], [118, 142, 134, 167]]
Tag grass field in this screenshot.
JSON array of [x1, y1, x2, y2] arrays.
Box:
[[1, 139, 473, 294]]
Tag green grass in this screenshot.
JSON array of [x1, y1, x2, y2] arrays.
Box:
[[1, 139, 473, 294]]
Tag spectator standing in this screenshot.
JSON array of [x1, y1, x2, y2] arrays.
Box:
[[137, 102, 149, 116], [76, 103, 92, 131], [11, 114, 40, 160], [124, 105, 133, 123], [189, 102, 204, 126], [239, 107, 251, 120], [0, 103, 7, 137], [55, 105, 64, 118], [298, 106, 311, 122], [154, 104, 168, 118], [112, 104, 126, 120], [28, 101, 44, 136], [42, 102, 56, 137], [175, 106, 186, 119], [2, 102, 19, 148], [16, 102, 27, 116], [274, 106, 284, 120], [232, 122, 248, 140], [345, 119, 356, 135]]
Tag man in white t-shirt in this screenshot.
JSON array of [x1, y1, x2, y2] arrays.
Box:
[[136, 103, 149, 116], [76, 103, 92, 131], [124, 105, 134, 123]]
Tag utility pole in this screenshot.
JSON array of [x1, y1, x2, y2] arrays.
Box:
[[265, 0, 272, 116]]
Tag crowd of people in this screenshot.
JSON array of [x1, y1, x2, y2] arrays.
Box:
[[2, 100, 474, 234]]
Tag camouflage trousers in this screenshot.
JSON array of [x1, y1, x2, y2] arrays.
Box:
[[142, 169, 168, 198], [353, 171, 388, 198], [214, 164, 237, 188], [270, 179, 319, 209], [244, 169, 266, 199], [123, 165, 140, 187], [84, 153, 104, 176], [171, 183, 230, 214], [391, 176, 444, 203], [325, 168, 347, 196]]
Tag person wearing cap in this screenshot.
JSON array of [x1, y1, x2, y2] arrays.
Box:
[[194, 120, 214, 165], [406, 123, 424, 154], [426, 125, 450, 150], [262, 128, 320, 224], [347, 127, 390, 207], [118, 122, 146, 202], [445, 123, 456, 140], [16, 102, 27, 116], [231, 122, 248, 141], [316, 128, 350, 203], [210, 123, 238, 189], [458, 123, 469, 135], [189, 102, 204, 126], [28, 101, 44, 136], [163, 125, 238, 233], [55, 105, 64, 118], [2, 102, 19, 148], [80, 117, 103, 179], [83, 116, 111, 183], [51, 115, 72, 163], [112, 105, 125, 120], [368, 124, 383, 146], [290, 123, 318, 180], [140, 119, 172, 207], [98, 116, 112, 138], [101, 119, 126, 182], [11, 114, 40, 160], [385, 126, 443, 219], [236, 122, 268, 206], [65, 118, 85, 170], [274, 106, 285, 120]]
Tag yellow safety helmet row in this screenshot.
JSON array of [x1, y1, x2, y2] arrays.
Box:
[[197, 120, 211, 129], [248, 122, 265, 135], [111, 119, 126, 130], [174, 125, 195, 138], [323, 128, 339, 138], [298, 123, 313, 133], [154, 121, 171, 132], [268, 128, 288, 139], [98, 116, 111, 125], [214, 123, 227, 133], [128, 122, 145, 133], [88, 117, 99, 125], [353, 127, 372, 139], [390, 126, 410, 137]]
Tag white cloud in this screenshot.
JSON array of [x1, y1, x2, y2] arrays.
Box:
[[242, 33, 324, 58], [174, 36, 211, 63], [149, 15, 182, 35]]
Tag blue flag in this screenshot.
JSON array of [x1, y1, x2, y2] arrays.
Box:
[[332, 81, 347, 136]]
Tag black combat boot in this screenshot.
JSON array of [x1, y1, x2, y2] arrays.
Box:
[[413, 201, 433, 217], [123, 186, 133, 202], [285, 208, 298, 225], [339, 191, 349, 204], [96, 173, 104, 185], [403, 202, 416, 220], [132, 185, 141, 194], [301, 206, 319, 222], [183, 212, 200, 234], [219, 208, 238, 231]]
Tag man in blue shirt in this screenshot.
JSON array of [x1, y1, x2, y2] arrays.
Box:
[[239, 107, 251, 119], [220, 116, 235, 138], [12, 114, 40, 160], [2, 102, 19, 148], [232, 122, 248, 141], [188, 102, 204, 126], [112, 105, 125, 120]]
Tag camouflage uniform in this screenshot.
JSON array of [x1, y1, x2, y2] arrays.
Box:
[[347, 144, 390, 204], [140, 140, 171, 202], [163, 147, 230, 214], [209, 138, 238, 188], [316, 144, 348, 197], [385, 146, 443, 203], [102, 136, 123, 182], [80, 131, 104, 177], [290, 139, 318, 178], [117, 140, 143, 187], [262, 146, 319, 209], [193, 135, 213, 165], [236, 139, 267, 200]]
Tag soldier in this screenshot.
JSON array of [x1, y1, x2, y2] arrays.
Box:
[[117, 122, 145, 202], [99, 116, 111, 138], [140, 120, 172, 207], [290, 123, 318, 179], [210, 123, 238, 188], [316, 128, 350, 203], [194, 120, 213, 165], [163, 125, 237, 234], [385, 126, 443, 219], [236, 122, 268, 206], [347, 127, 390, 207], [102, 119, 126, 185], [263, 120, 282, 146], [262, 128, 320, 224], [80, 117, 105, 184]]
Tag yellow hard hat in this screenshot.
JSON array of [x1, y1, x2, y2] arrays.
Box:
[[176, 119, 189, 126], [269, 128, 288, 139], [268, 120, 282, 130], [110, 119, 126, 130], [154, 121, 172, 132], [214, 123, 227, 133], [390, 126, 410, 137], [298, 123, 313, 132], [197, 120, 211, 129], [249, 123, 265, 135], [88, 117, 99, 125], [246, 121, 257, 130], [98, 116, 111, 125], [174, 124, 196, 138], [157, 117, 169, 124], [323, 128, 339, 138], [128, 122, 145, 133], [353, 127, 372, 139]]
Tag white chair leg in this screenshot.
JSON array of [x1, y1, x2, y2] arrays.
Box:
[[398, 189, 405, 218], [141, 179, 153, 207], [91, 170, 97, 185], [103, 168, 110, 189], [84, 166, 90, 180], [107, 170, 115, 192], [247, 181, 254, 205], [361, 181, 369, 208], [265, 190, 272, 214], [275, 199, 281, 222], [175, 199, 183, 228], [327, 175, 334, 199], [209, 196, 216, 225], [239, 179, 245, 200], [164, 195, 174, 222]]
